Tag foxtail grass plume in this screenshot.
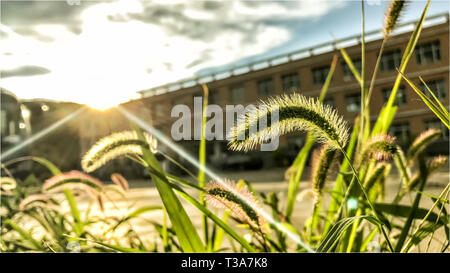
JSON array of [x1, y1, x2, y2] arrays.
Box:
[[111, 173, 129, 191], [311, 145, 337, 204], [407, 128, 441, 164], [0, 177, 17, 192], [82, 131, 157, 173], [393, 147, 411, 188], [228, 93, 349, 151], [205, 180, 266, 232], [364, 163, 389, 192], [407, 172, 420, 191], [383, 0, 408, 37], [427, 155, 447, 173], [19, 194, 54, 211], [358, 134, 397, 165], [43, 170, 103, 192], [406, 156, 446, 191]]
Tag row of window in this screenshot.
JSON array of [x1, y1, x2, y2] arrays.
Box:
[[162, 40, 444, 117], [165, 77, 446, 117], [390, 119, 449, 142], [234, 40, 442, 100], [315, 78, 446, 113]]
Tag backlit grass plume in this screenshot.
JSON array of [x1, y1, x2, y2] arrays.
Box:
[[311, 145, 337, 204], [205, 180, 266, 232], [111, 173, 129, 191], [358, 134, 397, 165], [228, 93, 349, 151], [427, 155, 448, 173], [407, 128, 441, 164], [82, 131, 157, 173], [393, 147, 411, 188], [0, 177, 17, 192], [19, 194, 55, 211], [383, 0, 407, 37], [364, 163, 389, 192], [43, 170, 103, 192]]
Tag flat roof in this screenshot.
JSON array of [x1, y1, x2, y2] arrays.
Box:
[[138, 12, 449, 98]]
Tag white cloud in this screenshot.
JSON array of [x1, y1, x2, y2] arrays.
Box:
[[1, 0, 343, 109]]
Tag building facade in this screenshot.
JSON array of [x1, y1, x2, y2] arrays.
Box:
[[80, 13, 450, 174]]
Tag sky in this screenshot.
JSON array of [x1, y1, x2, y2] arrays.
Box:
[[0, 0, 449, 109]]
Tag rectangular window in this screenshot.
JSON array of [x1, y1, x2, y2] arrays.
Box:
[[323, 98, 335, 108], [282, 73, 300, 92], [416, 40, 441, 65], [345, 94, 361, 112], [231, 86, 245, 103], [312, 66, 330, 85], [209, 90, 219, 104], [258, 79, 274, 97], [172, 96, 184, 106], [1, 110, 7, 136], [389, 122, 411, 142], [342, 59, 361, 79], [382, 85, 407, 106], [419, 79, 446, 100], [424, 119, 449, 139], [153, 103, 165, 122], [380, 49, 402, 72]]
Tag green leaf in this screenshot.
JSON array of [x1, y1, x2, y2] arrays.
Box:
[[4, 219, 43, 250], [135, 128, 205, 252], [339, 47, 362, 84], [400, 72, 449, 128], [381, 0, 431, 132], [374, 203, 448, 225], [111, 206, 163, 231], [63, 188, 84, 236], [286, 55, 339, 220], [317, 215, 379, 252]]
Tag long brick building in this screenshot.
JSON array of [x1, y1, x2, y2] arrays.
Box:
[[79, 13, 449, 176]]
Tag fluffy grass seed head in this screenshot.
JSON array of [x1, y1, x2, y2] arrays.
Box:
[[43, 170, 104, 193], [406, 156, 446, 190], [311, 145, 337, 204], [363, 163, 389, 192], [111, 173, 129, 191], [19, 194, 55, 211], [358, 134, 397, 165], [427, 155, 448, 173], [383, 0, 408, 37], [205, 180, 266, 233], [82, 131, 157, 173], [407, 128, 441, 164], [228, 93, 349, 152], [0, 177, 17, 192]]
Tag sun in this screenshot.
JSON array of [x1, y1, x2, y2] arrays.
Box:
[[85, 99, 118, 111]]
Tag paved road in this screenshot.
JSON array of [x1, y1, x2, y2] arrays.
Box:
[[76, 170, 449, 252]]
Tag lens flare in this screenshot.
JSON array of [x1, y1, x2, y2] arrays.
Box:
[[116, 105, 315, 253]]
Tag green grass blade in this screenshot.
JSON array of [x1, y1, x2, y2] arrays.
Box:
[[135, 128, 205, 252], [400, 72, 449, 128], [382, 0, 431, 132], [324, 115, 359, 234], [4, 219, 43, 250], [63, 188, 84, 236], [317, 215, 379, 252], [175, 187, 256, 252], [199, 83, 209, 246], [419, 76, 449, 115], [111, 206, 163, 231], [285, 55, 338, 219], [339, 47, 361, 84], [3, 156, 61, 176], [374, 203, 448, 225]]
